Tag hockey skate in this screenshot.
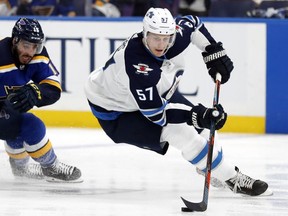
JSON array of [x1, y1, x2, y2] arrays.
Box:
[[225, 166, 273, 196], [42, 159, 83, 183], [196, 167, 227, 188], [9, 157, 44, 180]]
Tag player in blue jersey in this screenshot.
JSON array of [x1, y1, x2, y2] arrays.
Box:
[[0, 17, 82, 182], [85, 8, 272, 196]]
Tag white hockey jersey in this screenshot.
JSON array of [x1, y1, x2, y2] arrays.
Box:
[[85, 15, 217, 126]]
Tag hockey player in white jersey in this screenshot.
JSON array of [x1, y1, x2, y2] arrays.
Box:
[[85, 8, 272, 196]]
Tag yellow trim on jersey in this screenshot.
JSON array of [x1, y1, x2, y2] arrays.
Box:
[[30, 110, 265, 134], [0, 63, 17, 73], [0, 63, 15, 70], [27, 140, 53, 158], [39, 79, 62, 91], [6, 151, 29, 159], [30, 55, 49, 64]]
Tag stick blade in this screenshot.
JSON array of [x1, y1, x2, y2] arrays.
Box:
[[181, 197, 207, 212]]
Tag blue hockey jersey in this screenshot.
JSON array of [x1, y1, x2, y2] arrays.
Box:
[[0, 37, 61, 107]]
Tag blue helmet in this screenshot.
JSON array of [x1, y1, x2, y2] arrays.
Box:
[[12, 18, 44, 44]]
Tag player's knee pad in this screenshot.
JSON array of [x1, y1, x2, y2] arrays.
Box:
[[161, 123, 223, 171], [161, 123, 207, 156], [20, 113, 46, 144]]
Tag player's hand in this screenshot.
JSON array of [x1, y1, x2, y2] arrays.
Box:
[[188, 103, 227, 130], [202, 42, 233, 84], [7, 83, 42, 113]]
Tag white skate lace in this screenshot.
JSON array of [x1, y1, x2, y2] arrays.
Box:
[[52, 161, 74, 175], [229, 171, 255, 193], [26, 163, 43, 177]]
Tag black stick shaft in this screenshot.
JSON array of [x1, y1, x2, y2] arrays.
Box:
[[181, 73, 222, 212]]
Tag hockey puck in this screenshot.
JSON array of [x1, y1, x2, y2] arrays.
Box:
[[181, 207, 193, 212]]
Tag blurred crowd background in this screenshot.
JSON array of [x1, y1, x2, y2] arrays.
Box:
[[0, 0, 288, 18]]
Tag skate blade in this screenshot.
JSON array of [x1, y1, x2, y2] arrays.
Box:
[[46, 177, 84, 183], [259, 188, 273, 196], [240, 188, 274, 197]]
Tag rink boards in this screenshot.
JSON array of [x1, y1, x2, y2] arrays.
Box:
[[0, 17, 286, 133]]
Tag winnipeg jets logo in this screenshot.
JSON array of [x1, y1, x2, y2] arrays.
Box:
[[146, 11, 154, 18], [133, 64, 153, 75]]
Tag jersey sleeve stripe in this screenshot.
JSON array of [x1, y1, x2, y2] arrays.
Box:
[[0, 64, 17, 73], [39, 79, 62, 90]]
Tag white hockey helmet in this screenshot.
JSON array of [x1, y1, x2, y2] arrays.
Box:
[[143, 8, 176, 54]]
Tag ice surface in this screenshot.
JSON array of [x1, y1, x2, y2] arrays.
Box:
[[0, 128, 287, 216]]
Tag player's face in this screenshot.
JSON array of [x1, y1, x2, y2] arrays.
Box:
[[15, 39, 39, 64], [146, 32, 173, 57]]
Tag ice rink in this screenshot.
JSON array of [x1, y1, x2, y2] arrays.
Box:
[[0, 128, 287, 216]]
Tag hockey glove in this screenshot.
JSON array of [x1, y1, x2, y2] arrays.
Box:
[[202, 42, 234, 84], [188, 103, 227, 130], [7, 83, 42, 113]]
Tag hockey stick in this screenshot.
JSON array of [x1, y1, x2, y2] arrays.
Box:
[[181, 73, 222, 212]]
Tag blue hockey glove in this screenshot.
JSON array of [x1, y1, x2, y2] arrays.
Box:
[[202, 42, 233, 84], [188, 103, 227, 130], [7, 83, 42, 113]]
